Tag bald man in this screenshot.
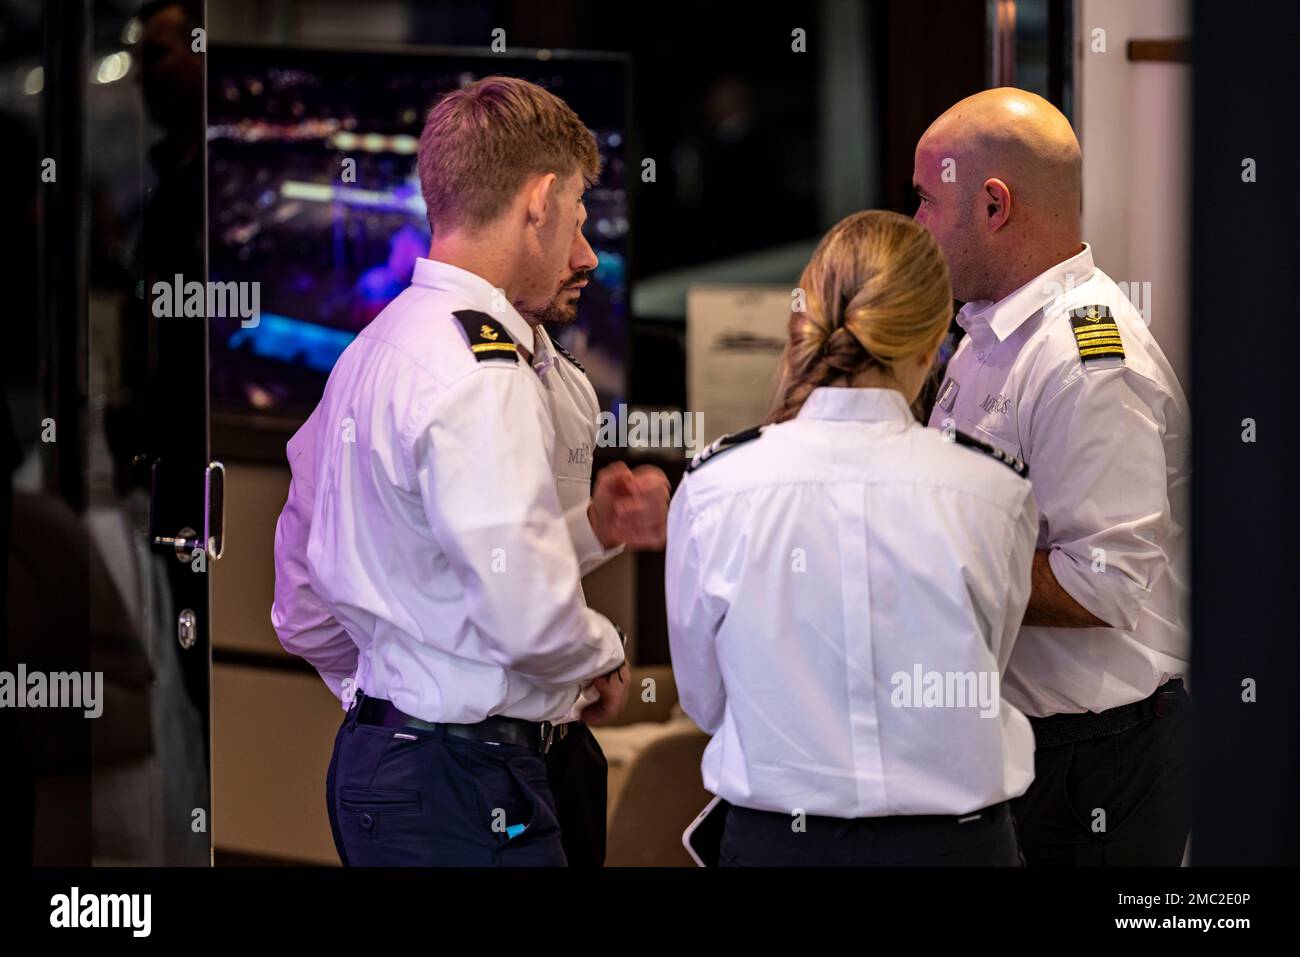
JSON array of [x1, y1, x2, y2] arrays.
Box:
[[914, 89, 1191, 866]]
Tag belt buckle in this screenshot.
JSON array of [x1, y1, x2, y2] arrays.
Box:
[[538, 720, 555, 754]]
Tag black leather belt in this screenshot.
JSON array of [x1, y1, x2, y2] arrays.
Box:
[[352, 692, 571, 754], [1028, 678, 1186, 750]]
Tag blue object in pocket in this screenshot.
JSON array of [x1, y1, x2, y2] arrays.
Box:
[[506, 823, 526, 839]]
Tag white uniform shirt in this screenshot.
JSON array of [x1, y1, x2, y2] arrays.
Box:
[[529, 324, 624, 579], [271, 257, 624, 724], [666, 387, 1038, 818], [928, 243, 1190, 717]]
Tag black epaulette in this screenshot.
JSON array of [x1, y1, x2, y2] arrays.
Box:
[[952, 430, 1029, 478], [452, 309, 518, 363], [1068, 303, 1125, 364], [686, 425, 764, 473], [552, 339, 585, 373]]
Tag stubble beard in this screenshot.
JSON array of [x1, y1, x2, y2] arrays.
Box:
[[518, 271, 590, 326]]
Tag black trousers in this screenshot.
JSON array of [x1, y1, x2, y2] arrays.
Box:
[[719, 800, 1022, 866], [1011, 682, 1192, 866], [543, 721, 609, 867], [325, 704, 567, 866]]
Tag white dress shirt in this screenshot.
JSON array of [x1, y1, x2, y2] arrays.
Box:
[[666, 387, 1038, 818], [927, 243, 1190, 717], [529, 324, 624, 579], [271, 257, 624, 724], [272, 405, 354, 701]]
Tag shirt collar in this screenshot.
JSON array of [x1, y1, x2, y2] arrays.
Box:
[[957, 242, 1095, 342], [410, 257, 534, 349], [796, 387, 914, 425], [530, 323, 556, 379]]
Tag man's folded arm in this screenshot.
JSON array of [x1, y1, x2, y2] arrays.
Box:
[[1023, 367, 1171, 630]]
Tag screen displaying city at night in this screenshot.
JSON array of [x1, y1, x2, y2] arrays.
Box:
[[207, 45, 631, 421]]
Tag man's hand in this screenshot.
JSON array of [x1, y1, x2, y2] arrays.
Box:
[[580, 662, 630, 727], [587, 462, 670, 550]]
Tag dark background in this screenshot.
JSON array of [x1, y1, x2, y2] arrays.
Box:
[[2, 0, 1297, 870], [1188, 0, 1300, 866]]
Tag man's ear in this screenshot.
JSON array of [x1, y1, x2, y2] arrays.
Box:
[[524, 172, 559, 228], [983, 178, 1011, 231]]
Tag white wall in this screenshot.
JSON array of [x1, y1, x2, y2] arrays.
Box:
[[1076, 0, 1191, 392]]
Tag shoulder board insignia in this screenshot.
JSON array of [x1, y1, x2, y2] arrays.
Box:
[[686, 425, 764, 473], [1068, 304, 1124, 364], [953, 431, 1028, 478], [553, 339, 586, 373], [452, 310, 518, 363]]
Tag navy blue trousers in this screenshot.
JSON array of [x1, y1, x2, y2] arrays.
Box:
[[325, 704, 567, 866]]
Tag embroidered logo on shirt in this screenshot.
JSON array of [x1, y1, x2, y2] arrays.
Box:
[[452, 310, 518, 363], [1068, 304, 1125, 363], [980, 393, 1011, 416]]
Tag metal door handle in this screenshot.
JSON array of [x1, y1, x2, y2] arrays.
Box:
[[150, 460, 226, 561], [204, 461, 226, 560]]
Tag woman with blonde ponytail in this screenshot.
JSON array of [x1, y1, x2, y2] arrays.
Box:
[[766, 209, 955, 427], [666, 210, 1039, 866]]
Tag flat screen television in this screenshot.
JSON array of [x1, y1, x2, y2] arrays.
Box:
[[207, 43, 631, 453]]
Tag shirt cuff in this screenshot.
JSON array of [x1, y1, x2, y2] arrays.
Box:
[[1047, 546, 1146, 632], [565, 501, 625, 576], [561, 627, 627, 724]]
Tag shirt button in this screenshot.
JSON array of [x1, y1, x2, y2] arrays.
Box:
[[359, 813, 374, 830], [977, 351, 986, 361]]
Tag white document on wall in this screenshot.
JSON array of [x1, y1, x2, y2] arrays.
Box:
[[686, 284, 791, 452]]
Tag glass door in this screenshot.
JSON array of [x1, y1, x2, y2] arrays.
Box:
[[1, 0, 213, 866]]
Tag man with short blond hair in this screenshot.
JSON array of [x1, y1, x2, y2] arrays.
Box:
[[417, 75, 602, 233], [274, 76, 667, 866]]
